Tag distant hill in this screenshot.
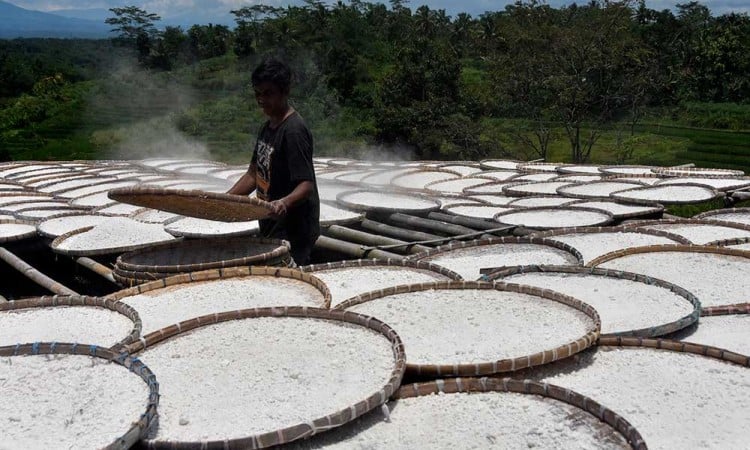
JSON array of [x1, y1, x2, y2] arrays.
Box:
[[0, 0, 110, 38]]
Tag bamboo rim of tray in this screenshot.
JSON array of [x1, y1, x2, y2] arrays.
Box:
[[36, 212, 118, 239], [485, 264, 700, 338], [652, 166, 746, 178], [432, 193, 493, 207], [517, 162, 570, 173], [107, 265, 332, 309], [609, 183, 724, 205], [388, 168, 462, 190], [530, 225, 692, 248], [394, 377, 646, 450], [131, 306, 405, 449], [694, 207, 750, 221], [299, 257, 464, 282], [0, 295, 142, 349], [708, 236, 750, 248], [0, 163, 64, 178], [161, 215, 261, 238], [478, 159, 523, 171], [116, 236, 291, 273], [701, 303, 750, 316], [470, 169, 521, 182], [0, 199, 69, 214], [51, 224, 180, 257], [599, 165, 660, 176], [31, 174, 103, 190], [555, 164, 606, 175], [423, 176, 495, 194], [14, 206, 91, 222], [405, 236, 585, 267], [564, 198, 665, 220], [595, 336, 750, 368], [0, 218, 39, 243], [335, 280, 600, 377], [550, 174, 604, 183], [462, 180, 514, 195], [601, 172, 665, 181], [108, 186, 274, 222], [506, 195, 579, 207], [336, 189, 441, 214], [588, 243, 750, 270], [620, 218, 750, 245], [48, 177, 126, 195], [8, 167, 76, 181], [501, 181, 580, 198], [555, 180, 649, 199], [0, 192, 55, 206], [11, 173, 78, 187], [494, 206, 615, 230], [654, 177, 750, 192], [442, 202, 518, 220], [0, 342, 159, 448]]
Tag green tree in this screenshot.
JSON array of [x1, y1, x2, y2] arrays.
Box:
[[105, 6, 162, 61]]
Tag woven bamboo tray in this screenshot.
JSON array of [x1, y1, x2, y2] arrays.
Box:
[[442, 202, 516, 220], [620, 218, 750, 246], [494, 206, 615, 230], [565, 199, 664, 220], [595, 336, 750, 367], [336, 280, 600, 377], [51, 223, 179, 257], [610, 183, 724, 205], [517, 162, 569, 173], [424, 176, 493, 194], [655, 176, 750, 192], [506, 195, 578, 208], [709, 236, 750, 250], [555, 180, 647, 199], [0, 295, 142, 349], [392, 377, 646, 450], [36, 212, 116, 239], [128, 306, 405, 449], [113, 237, 291, 285], [652, 166, 746, 178], [501, 181, 577, 197], [599, 165, 659, 176], [0, 342, 159, 450], [108, 186, 273, 222], [0, 218, 38, 243], [486, 264, 700, 338], [462, 180, 513, 195], [336, 189, 440, 214], [694, 207, 750, 224], [478, 159, 522, 170], [512, 172, 563, 182], [14, 206, 90, 222]]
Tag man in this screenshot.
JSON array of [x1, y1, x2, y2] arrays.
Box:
[[228, 58, 320, 265]]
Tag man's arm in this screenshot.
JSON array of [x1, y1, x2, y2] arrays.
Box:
[[227, 164, 257, 196], [269, 180, 314, 217]]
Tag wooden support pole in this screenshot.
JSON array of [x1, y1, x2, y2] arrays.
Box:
[[360, 219, 443, 243], [314, 235, 404, 260], [75, 256, 116, 284], [427, 212, 515, 234], [0, 247, 78, 296], [324, 225, 429, 255], [386, 213, 478, 236]]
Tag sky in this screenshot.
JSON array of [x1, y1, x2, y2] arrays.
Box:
[[7, 0, 749, 22]]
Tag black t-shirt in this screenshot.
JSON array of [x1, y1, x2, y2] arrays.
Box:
[[251, 112, 320, 260]]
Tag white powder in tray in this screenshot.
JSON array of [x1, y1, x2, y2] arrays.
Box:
[[444, 204, 513, 220], [130, 208, 181, 224], [547, 232, 679, 265], [317, 183, 356, 203], [701, 211, 750, 226], [0, 306, 134, 347], [569, 201, 658, 218], [347, 288, 592, 365], [508, 197, 576, 208], [657, 177, 750, 191], [17, 208, 82, 220], [39, 177, 115, 193], [164, 216, 259, 237], [69, 191, 119, 207], [503, 272, 694, 335], [512, 173, 559, 182], [312, 266, 450, 308], [424, 177, 490, 194], [423, 243, 579, 280], [392, 171, 458, 189], [558, 181, 643, 197], [638, 223, 750, 245], [678, 314, 750, 356], [56, 181, 138, 199], [288, 391, 630, 450], [95, 203, 143, 215], [612, 185, 717, 203], [0, 195, 53, 206], [598, 251, 750, 307], [37, 214, 112, 238], [480, 160, 519, 170], [538, 346, 750, 449], [0, 354, 149, 449], [139, 317, 395, 442], [319, 203, 363, 225], [495, 209, 611, 229], [0, 223, 36, 239], [339, 191, 437, 211], [466, 194, 516, 205], [1, 200, 68, 212], [122, 277, 327, 335], [55, 217, 176, 252], [505, 182, 572, 195]]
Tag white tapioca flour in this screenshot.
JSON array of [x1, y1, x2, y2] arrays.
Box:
[[37, 214, 112, 238], [466, 194, 516, 205], [0, 354, 149, 449], [17, 208, 80, 220], [513, 173, 559, 182], [444, 204, 513, 219], [0, 306, 134, 347], [480, 160, 519, 170], [346, 289, 592, 365], [569, 201, 658, 218], [311, 266, 450, 307], [340, 192, 437, 211], [502, 272, 694, 335], [558, 181, 643, 198], [424, 177, 489, 194], [422, 243, 579, 280], [495, 209, 611, 229], [55, 217, 176, 252], [121, 277, 327, 335], [657, 177, 750, 191], [637, 223, 750, 245], [130, 208, 181, 224], [505, 182, 572, 196], [391, 171, 458, 189], [94, 202, 143, 215], [0, 195, 52, 206], [38, 177, 107, 193], [164, 216, 259, 237], [139, 317, 395, 442], [612, 185, 716, 203], [508, 197, 576, 208], [598, 251, 750, 307], [56, 181, 136, 199], [678, 314, 750, 356], [1, 200, 67, 211], [319, 203, 362, 225], [699, 211, 750, 226], [546, 232, 679, 265], [0, 223, 36, 240], [538, 347, 750, 449]]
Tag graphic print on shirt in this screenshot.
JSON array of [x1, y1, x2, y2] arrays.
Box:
[[255, 138, 274, 201]]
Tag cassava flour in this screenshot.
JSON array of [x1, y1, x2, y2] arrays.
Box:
[[637, 223, 750, 245], [345, 288, 593, 365], [54, 217, 176, 252], [339, 191, 438, 211], [504, 181, 572, 196], [37, 214, 112, 238], [612, 185, 717, 203], [557, 181, 643, 198], [0, 223, 36, 240], [546, 231, 679, 265], [443, 204, 513, 220], [678, 314, 750, 356], [164, 216, 259, 237], [568, 201, 659, 218], [391, 170, 458, 189], [139, 317, 395, 442], [495, 208, 611, 229], [698, 211, 750, 226], [508, 197, 576, 208]]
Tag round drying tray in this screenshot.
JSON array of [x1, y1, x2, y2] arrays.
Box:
[[431, 193, 490, 208], [469, 169, 520, 181], [35, 175, 104, 192], [599, 165, 659, 176], [36, 212, 115, 239], [336, 189, 440, 214], [336, 280, 600, 377], [591, 244, 750, 310], [423, 177, 492, 194], [162, 215, 260, 239], [479, 159, 522, 170], [0, 342, 158, 450], [677, 307, 750, 357], [694, 207, 750, 226], [486, 265, 700, 338], [436, 163, 483, 176], [0, 199, 69, 214], [14, 206, 90, 222], [333, 168, 383, 184], [0, 219, 37, 243], [0, 295, 141, 349], [0, 192, 54, 206], [55, 179, 139, 199], [406, 236, 584, 280], [652, 166, 746, 178], [517, 162, 569, 173], [610, 183, 724, 205], [655, 176, 750, 192], [129, 207, 181, 224], [506, 196, 578, 208], [502, 181, 576, 197], [462, 180, 512, 195], [620, 218, 750, 245], [602, 173, 665, 185], [299, 258, 462, 308], [319, 201, 365, 227], [50, 219, 179, 257], [125, 307, 405, 449], [442, 202, 516, 220], [529, 225, 690, 265], [494, 206, 615, 230], [108, 266, 332, 335], [531, 338, 750, 450], [556, 180, 647, 199], [115, 237, 291, 279], [93, 201, 144, 216], [566, 199, 664, 221], [709, 236, 750, 250], [511, 172, 561, 182]]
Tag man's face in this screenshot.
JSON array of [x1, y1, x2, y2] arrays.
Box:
[[253, 81, 287, 117]]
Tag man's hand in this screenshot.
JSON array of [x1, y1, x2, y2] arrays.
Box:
[[269, 199, 288, 218]]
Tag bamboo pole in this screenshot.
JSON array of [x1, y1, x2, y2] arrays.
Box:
[[324, 225, 429, 255], [360, 219, 443, 242], [427, 212, 515, 233], [314, 235, 404, 260], [0, 247, 78, 296], [75, 256, 116, 284], [386, 213, 478, 236]]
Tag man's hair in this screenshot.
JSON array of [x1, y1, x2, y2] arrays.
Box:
[[251, 58, 292, 94]]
